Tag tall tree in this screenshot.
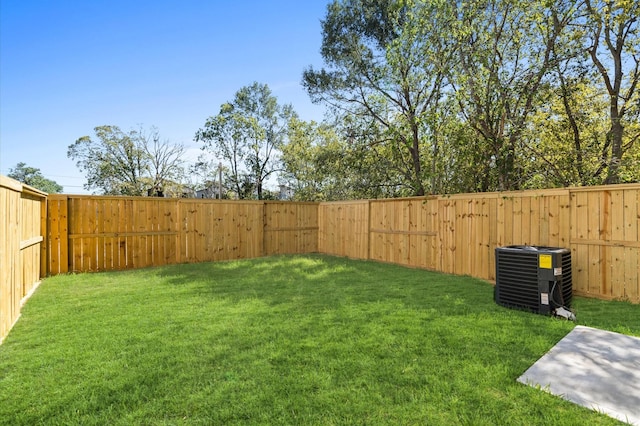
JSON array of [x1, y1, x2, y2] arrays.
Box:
[[583, 0, 639, 184], [144, 128, 186, 196], [195, 82, 294, 200], [68, 125, 185, 196], [451, 0, 575, 191], [512, 0, 639, 188], [291, 0, 637, 196], [303, 0, 456, 196], [7, 162, 63, 193]]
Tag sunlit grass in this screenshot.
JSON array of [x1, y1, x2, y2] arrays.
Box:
[[0, 254, 632, 425]]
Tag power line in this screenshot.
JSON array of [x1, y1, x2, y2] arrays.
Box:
[[42, 174, 85, 180], [0, 167, 85, 182]]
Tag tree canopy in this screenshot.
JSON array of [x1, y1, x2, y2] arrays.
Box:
[[68, 125, 185, 196], [7, 162, 63, 193], [303, 0, 456, 196], [195, 82, 295, 200], [296, 0, 639, 199]]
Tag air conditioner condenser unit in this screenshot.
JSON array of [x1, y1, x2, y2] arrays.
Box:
[[495, 245, 573, 318]]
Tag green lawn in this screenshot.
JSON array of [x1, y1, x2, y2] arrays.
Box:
[[1, 254, 637, 425]]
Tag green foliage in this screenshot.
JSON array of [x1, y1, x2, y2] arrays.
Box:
[[7, 162, 63, 193], [450, 0, 578, 191], [428, 109, 498, 194], [583, 0, 640, 184], [304, 0, 456, 196], [294, 0, 639, 197], [68, 125, 148, 195], [195, 82, 295, 200], [522, 79, 637, 187], [67, 125, 185, 196], [0, 255, 631, 424], [282, 116, 416, 200], [281, 118, 344, 201]]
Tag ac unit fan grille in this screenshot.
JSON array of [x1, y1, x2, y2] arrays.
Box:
[[495, 250, 540, 312], [560, 252, 572, 307]]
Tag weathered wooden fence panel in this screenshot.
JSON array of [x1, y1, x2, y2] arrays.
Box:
[[1, 176, 46, 343]]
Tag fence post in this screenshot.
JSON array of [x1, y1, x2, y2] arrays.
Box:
[[262, 201, 267, 257], [40, 195, 48, 277], [59, 196, 69, 274], [366, 199, 372, 260], [176, 199, 183, 264]]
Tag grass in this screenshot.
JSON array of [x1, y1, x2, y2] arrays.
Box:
[[0, 254, 637, 425]]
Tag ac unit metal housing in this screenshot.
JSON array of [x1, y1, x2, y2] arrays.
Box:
[[495, 245, 572, 314]]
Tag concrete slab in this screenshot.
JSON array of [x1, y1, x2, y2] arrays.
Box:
[[518, 325, 640, 425]]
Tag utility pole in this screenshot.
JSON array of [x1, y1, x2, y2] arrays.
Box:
[[218, 162, 222, 200]]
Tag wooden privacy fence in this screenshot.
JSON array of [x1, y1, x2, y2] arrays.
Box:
[[318, 184, 640, 303], [1, 176, 46, 343], [4, 183, 636, 343], [46, 195, 318, 274], [44, 184, 640, 303]]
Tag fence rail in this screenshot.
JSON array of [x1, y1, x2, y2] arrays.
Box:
[[1, 176, 47, 343]]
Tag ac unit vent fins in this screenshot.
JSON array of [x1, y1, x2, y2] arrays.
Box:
[[495, 245, 572, 315]]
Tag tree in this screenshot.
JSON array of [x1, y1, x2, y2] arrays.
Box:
[[144, 128, 187, 196], [303, 0, 456, 196], [195, 82, 294, 200], [450, 0, 575, 191], [281, 118, 340, 200], [522, 79, 613, 187], [516, 0, 640, 188], [68, 125, 185, 196], [7, 162, 63, 193], [426, 101, 493, 194], [281, 116, 411, 200], [583, 0, 639, 184], [292, 0, 637, 196]]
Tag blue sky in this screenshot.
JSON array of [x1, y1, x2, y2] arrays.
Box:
[[0, 0, 330, 193]]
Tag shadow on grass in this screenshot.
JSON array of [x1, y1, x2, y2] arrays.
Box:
[[151, 254, 575, 348], [43, 254, 638, 340], [153, 254, 499, 312]]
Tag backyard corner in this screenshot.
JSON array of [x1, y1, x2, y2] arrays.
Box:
[[1, 254, 636, 425]]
